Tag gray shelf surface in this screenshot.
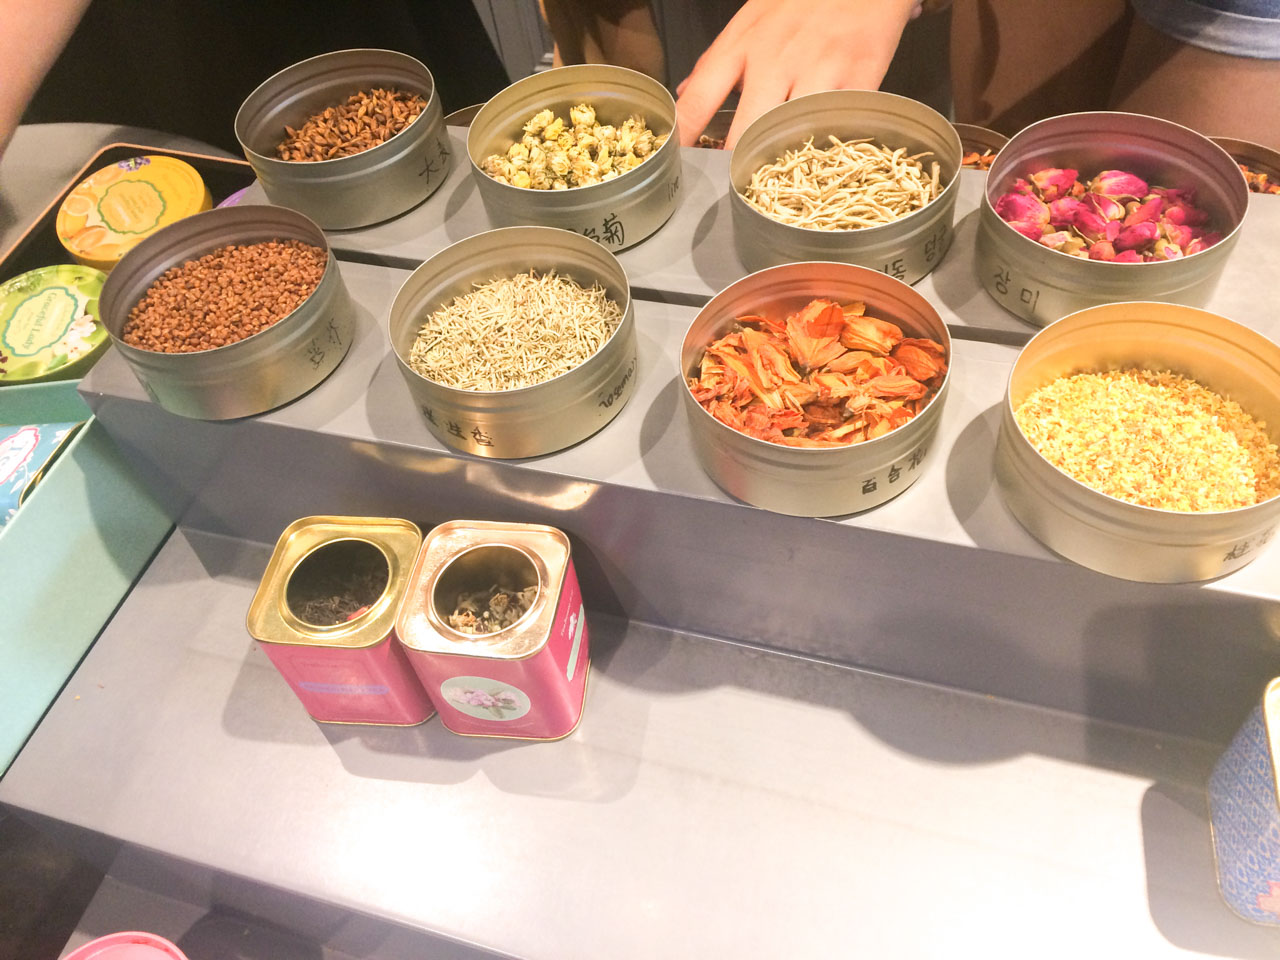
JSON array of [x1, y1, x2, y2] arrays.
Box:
[[8, 527, 1274, 960], [3, 129, 1279, 958]]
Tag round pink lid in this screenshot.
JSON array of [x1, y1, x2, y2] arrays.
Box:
[[62, 931, 188, 960]]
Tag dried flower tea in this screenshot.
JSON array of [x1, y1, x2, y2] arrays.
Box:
[[688, 298, 946, 447], [481, 103, 668, 189], [448, 583, 539, 634], [741, 136, 942, 230], [1015, 368, 1280, 511], [995, 167, 1223, 262], [408, 270, 622, 391]]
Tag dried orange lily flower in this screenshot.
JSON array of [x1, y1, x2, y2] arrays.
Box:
[[688, 297, 947, 447]]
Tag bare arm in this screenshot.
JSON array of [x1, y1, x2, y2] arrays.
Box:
[[0, 0, 94, 155]]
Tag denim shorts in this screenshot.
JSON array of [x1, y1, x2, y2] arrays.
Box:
[[1132, 0, 1280, 58]]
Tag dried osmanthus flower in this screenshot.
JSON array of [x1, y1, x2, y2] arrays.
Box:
[[1015, 368, 1280, 512], [741, 136, 942, 230], [995, 167, 1222, 262]]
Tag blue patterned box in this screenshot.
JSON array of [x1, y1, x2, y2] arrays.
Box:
[[1209, 677, 1280, 924]]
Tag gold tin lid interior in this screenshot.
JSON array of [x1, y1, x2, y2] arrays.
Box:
[[247, 516, 422, 648], [1265, 677, 1280, 812], [397, 520, 570, 659]]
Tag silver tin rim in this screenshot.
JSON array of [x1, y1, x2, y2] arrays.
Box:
[[728, 90, 962, 282]]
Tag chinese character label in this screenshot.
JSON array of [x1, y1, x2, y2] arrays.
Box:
[[909, 446, 926, 469], [471, 426, 494, 446], [888, 465, 902, 483], [447, 421, 464, 439], [601, 213, 625, 246], [667, 175, 681, 202], [861, 478, 877, 495], [420, 404, 437, 425], [326, 318, 343, 346], [306, 340, 325, 369]]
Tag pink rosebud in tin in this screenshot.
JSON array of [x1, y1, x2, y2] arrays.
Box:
[[1164, 201, 1210, 227], [1115, 221, 1159, 251], [1123, 196, 1163, 226], [1038, 230, 1074, 250], [1105, 219, 1122, 242], [1071, 207, 1111, 242], [1184, 238, 1209, 256], [1083, 192, 1125, 222], [1030, 167, 1080, 202], [1152, 238, 1184, 260], [1048, 197, 1086, 229], [1153, 185, 1195, 204], [1091, 169, 1149, 200], [1160, 219, 1193, 248], [995, 192, 1050, 225], [1088, 241, 1117, 261], [1011, 177, 1035, 195], [1192, 229, 1223, 246], [1112, 250, 1144, 263]]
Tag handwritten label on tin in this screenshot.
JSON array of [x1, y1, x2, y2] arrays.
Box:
[[598, 357, 637, 409], [859, 446, 928, 496], [583, 213, 625, 247], [991, 262, 1041, 313]]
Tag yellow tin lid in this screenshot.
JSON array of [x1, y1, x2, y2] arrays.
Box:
[[55, 155, 213, 272]]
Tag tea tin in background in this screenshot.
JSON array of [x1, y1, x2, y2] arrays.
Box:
[[246, 516, 435, 726], [396, 521, 589, 740], [55, 156, 213, 273], [0, 265, 108, 384], [1209, 677, 1280, 925]]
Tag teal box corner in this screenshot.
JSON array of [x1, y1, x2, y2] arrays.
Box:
[[0, 380, 172, 775]]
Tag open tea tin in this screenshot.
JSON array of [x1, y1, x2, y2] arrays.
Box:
[[395, 521, 589, 740], [246, 516, 435, 726], [1209, 678, 1280, 925]]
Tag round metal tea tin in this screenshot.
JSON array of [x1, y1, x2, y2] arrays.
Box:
[[466, 65, 681, 252], [995, 301, 1280, 582], [680, 260, 952, 517], [387, 226, 637, 458], [729, 90, 962, 282], [98, 205, 354, 420], [235, 48, 450, 229], [976, 112, 1249, 327]]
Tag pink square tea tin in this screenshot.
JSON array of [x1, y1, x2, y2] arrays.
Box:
[[396, 520, 589, 740], [246, 516, 435, 726]]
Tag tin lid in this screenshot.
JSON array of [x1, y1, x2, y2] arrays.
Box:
[[55, 155, 214, 272], [247, 516, 422, 649], [62, 931, 189, 960], [0, 265, 109, 383], [396, 520, 570, 659], [1265, 678, 1280, 810]]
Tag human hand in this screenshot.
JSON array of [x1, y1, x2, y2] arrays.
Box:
[[675, 0, 922, 149]]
